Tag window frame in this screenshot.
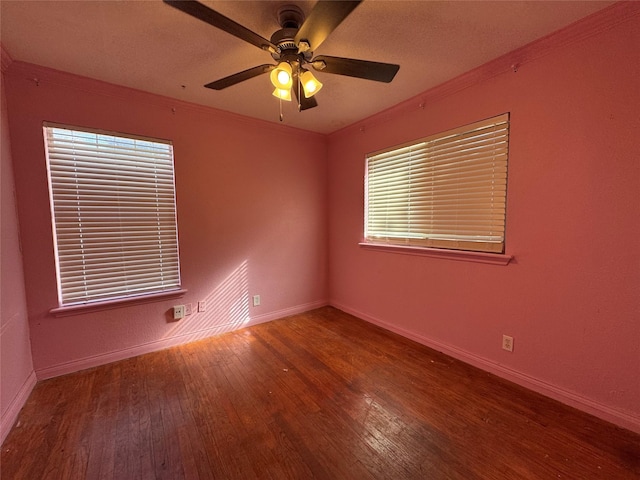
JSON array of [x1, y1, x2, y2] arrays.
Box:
[[364, 113, 510, 256], [43, 122, 184, 312]]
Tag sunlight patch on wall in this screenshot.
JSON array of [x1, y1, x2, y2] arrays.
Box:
[[167, 260, 251, 341]]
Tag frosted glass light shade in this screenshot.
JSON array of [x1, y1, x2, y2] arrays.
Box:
[[300, 70, 323, 98], [270, 62, 293, 90], [272, 88, 292, 101]]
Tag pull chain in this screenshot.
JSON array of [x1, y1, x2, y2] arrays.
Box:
[[279, 97, 284, 122]]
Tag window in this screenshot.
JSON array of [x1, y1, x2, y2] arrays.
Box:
[[365, 113, 509, 254], [44, 123, 181, 306]]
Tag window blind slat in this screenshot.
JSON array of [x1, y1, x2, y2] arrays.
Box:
[[365, 114, 509, 253], [44, 124, 182, 306]]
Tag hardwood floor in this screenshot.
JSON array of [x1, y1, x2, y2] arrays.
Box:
[[2, 307, 639, 479]]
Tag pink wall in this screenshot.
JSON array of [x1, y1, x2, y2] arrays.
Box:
[[1, 49, 36, 443], [4, 62, 328, 379], [327, 7, 640, 432]]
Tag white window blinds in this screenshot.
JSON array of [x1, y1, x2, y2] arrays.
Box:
[[365, 113, 509, 254], [44, 124, 181, 306]]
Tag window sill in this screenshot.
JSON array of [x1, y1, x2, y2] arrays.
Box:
[[50, 288, 188, 317], [359, 243, 512, 265]]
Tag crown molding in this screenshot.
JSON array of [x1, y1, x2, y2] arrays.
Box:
[[1, 45, 14, 73], [331, 1, 640, 139]]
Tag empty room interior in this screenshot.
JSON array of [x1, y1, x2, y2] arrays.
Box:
[[1, 1, 639, 478]]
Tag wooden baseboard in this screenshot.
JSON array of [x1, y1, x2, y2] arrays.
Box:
[[1, 370, 37, 445]]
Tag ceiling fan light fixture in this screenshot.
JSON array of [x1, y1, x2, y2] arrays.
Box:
[[272, 87, 292, 101], [164, 0, 401, 114], [300, 70, 323, 98], [270, 62, 293, 89]]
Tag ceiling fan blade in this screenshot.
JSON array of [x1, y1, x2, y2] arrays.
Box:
[[163, 0, 276, 53], [205, 65, 275, 90], [292, 79, 319, 111], [294, 1, 362, 51], [312, 55, 399, 83]]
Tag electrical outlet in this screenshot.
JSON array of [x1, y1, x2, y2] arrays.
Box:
[[173, 305, 185, 320], [502, 335, 514, 352], [198, 300, 206, 312], [184, 303, 193, 316], [253, 295, 261, 307]]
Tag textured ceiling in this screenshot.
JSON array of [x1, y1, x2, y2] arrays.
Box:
[[1, 1, 614, 134]]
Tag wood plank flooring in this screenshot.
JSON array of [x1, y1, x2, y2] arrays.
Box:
[[2, 307, 639, 479]]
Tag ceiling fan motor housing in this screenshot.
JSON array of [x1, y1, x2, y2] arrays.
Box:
[[277, 5, 305, 29], [271, 5, 313, 64], [270, 28, 312, 64]]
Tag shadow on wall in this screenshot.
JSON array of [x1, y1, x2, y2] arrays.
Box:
[[165, 260, 251, 342]]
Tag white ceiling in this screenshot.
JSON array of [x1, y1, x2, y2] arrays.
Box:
[[1, 0, 614, 134]]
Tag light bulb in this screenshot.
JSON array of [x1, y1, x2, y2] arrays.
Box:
[[277, 70, 290, 85], [270, 62, 293, 90]]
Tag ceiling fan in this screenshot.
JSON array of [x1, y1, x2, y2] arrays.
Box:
[[163, 0, 400, 113]]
